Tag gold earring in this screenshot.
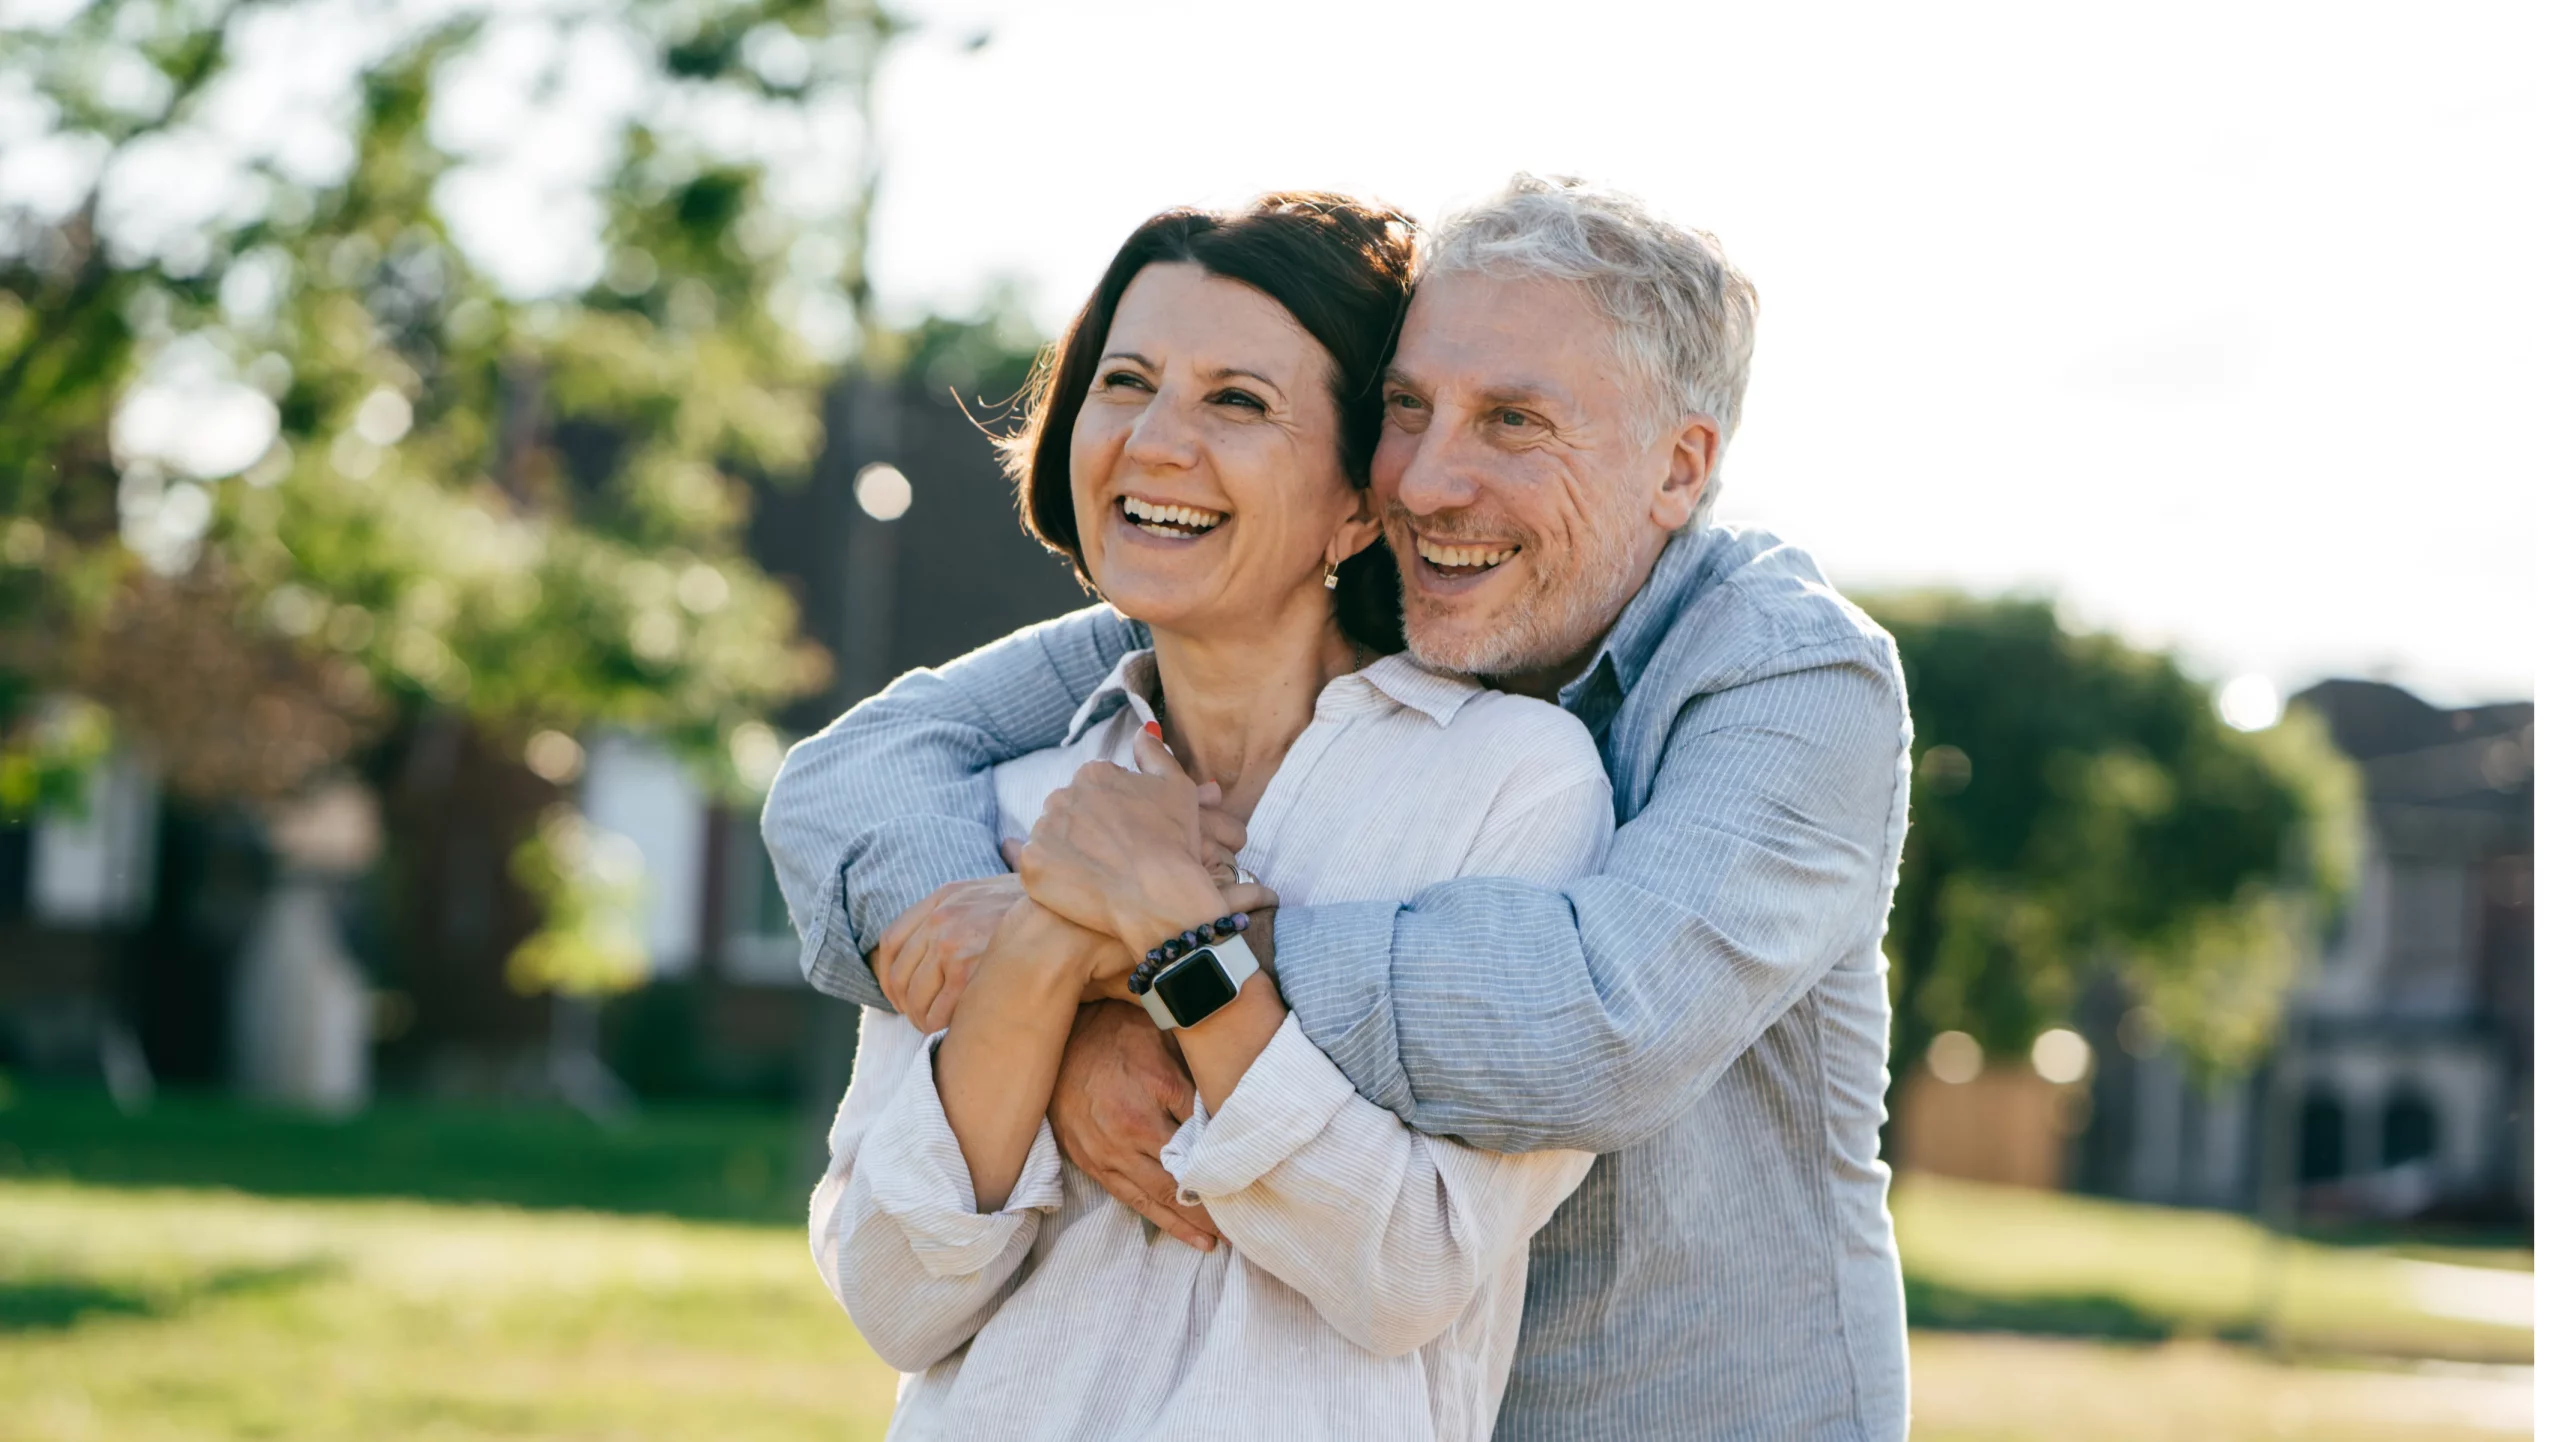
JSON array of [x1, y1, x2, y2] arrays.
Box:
[[1323, 559, 1340, 591]]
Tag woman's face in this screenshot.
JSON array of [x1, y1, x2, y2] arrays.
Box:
[[1069, 262, 1377, 640]]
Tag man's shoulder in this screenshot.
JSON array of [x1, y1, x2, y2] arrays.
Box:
[[1651, 524, 1901, 696]]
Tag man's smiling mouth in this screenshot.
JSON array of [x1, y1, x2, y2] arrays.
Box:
[[1415, 538, 1520, 578], [1121, 497, 1227, 539]]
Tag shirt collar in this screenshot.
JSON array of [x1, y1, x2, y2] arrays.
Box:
[[1062, 649, 1162, 745], [1061, 647, 1480, 745], [1557, 524, 1718, 727], [1342, 652, 1479, 728]]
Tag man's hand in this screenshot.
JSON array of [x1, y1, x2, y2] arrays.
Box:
[[1021, 731, 1274, 957], [1050, 1000, 1221, 1251], [874, 875, 1023, 1031]]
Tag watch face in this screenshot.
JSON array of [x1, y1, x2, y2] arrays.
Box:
[[1153, 947, 1240, 1025]]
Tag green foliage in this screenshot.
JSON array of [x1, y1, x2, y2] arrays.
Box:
[[0, 0, 907, 997], [0, 694, 111, 817], [1868, 593, 2362, 1078], [0, 0, 899, 830], [503, 804, 649, 998]]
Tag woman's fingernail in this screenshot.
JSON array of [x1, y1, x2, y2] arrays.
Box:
[[1143, 721, 1163, 739], [1190, 1236, 1214, 1253]]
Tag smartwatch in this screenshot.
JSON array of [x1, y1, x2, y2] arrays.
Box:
[[1137, 933, 1261, 1030]]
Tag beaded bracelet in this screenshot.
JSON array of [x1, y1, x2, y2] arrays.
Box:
[[1128, 912, 1254, 996]]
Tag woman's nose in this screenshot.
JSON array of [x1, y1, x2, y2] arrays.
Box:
[[1123, 397, 1199, 470]]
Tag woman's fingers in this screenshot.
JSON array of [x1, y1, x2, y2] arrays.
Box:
[[999, 836, 1025, 871], [1130, 725, 1193, 783], [1197, 806, 1248, 865], [1217, 881, 1278, 917]]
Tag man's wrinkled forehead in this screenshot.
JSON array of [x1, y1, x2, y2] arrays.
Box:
[[1387, 269, 1613, 411]]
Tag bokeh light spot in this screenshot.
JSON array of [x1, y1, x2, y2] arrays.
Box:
[[2032, 1028, 2093, 1085], [855, 462, 911, 521], [1926, 1030, 1983, 1085], [2216, 675, 2281, 731]]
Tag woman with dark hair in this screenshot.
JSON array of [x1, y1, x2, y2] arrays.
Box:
[[809, 194, 1613, 1441]]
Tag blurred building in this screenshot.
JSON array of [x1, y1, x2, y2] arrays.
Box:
[[0, 373, 1084, 1101], [570, 372, 1085, 1098], [2074, 681, 2534, 1224]]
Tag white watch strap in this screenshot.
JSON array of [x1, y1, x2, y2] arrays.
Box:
[[1205, 933, 1260, 991], [1136, 933, 1261, 1031]]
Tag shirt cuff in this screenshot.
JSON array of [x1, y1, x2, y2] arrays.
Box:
[[1269, 900, 1414, 1118], [804, 818, 1010, 1010], [1162, 1013, 1356, 1205], [861, 1034, 1064, 1277]]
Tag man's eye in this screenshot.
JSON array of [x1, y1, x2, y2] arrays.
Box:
[[1497, 409, 1530, 428], [1388, 392, 1423, 409]]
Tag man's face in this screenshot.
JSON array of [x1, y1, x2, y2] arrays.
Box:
[[1374, 271, 1706, 689]]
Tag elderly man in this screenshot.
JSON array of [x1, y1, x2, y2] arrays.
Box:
[[765, 176, 1912, 1441]]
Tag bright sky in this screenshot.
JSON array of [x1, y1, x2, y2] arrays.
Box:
[[864, 0, 2549, 705]]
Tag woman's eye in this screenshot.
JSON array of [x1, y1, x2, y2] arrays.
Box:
[[1212, 389, 1268, 413], [1099, 370, 1149, 391]]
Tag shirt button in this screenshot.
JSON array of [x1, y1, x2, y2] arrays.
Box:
[[1176, 1187, 1203, 1208]]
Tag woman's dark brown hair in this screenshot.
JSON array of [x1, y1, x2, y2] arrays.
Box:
[[1001, 191, 1413, 656]]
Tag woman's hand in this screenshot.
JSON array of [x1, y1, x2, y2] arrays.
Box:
[[983, 893, 1133, 997], [1020, 731, 1276, 958], [935, 898, 1125, 1214]]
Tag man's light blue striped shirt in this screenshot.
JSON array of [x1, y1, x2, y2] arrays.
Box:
[[763, 524, 1915, 1441]]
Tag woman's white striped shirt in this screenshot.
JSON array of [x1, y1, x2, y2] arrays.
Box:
[[810, 650, 1615, 1442]]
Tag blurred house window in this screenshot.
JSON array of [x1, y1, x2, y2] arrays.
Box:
[[2298, 1091, 2348, 1183], [579, 734, 708, 978], [720, 800, 804, 987], [30, 751, 158, 927], [2381, 1088, 2439, 1168], [2382, 861, 2473, 1014]]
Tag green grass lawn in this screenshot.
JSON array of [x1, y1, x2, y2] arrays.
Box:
[[0, 1087, 2532, 1440], [0, 1180, 899, 1441], [1894, 1174, 2533, 1366]]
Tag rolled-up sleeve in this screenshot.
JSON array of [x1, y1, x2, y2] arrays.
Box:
[[1162, 1014, 1594, 1360], [1280, 642, 1910, 1156], [761, 606, 1141, 1009], [810, 1013, 1062, 1373]]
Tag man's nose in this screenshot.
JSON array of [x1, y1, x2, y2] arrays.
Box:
[[1390, 417, 1482, 517]]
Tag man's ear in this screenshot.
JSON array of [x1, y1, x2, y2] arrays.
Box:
[[1651, 416, 1720, 531]]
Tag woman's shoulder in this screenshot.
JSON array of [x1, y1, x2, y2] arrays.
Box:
[[1417, 684, 1611, 810], [991, 703, 1140, 835], [1441, 682, 1604, 769]]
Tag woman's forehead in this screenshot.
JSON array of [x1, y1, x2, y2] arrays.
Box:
[[1106, 263, 1324, 379]]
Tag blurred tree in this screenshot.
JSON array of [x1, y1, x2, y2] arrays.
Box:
[[0, 0, 899, 997], [1868, 594, 2362, 1088]]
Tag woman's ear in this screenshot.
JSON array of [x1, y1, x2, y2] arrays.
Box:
[[1330, 487, 1385, 566]]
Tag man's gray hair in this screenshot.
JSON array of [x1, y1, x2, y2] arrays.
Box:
[[1423, 175, 1758, 505]]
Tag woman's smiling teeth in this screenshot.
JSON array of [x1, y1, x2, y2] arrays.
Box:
[[1122, 497, 1227, 538], [1416, 538, 1520, 572]]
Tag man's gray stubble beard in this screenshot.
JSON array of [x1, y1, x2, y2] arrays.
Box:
[[1398, 516, 1651, 681]]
